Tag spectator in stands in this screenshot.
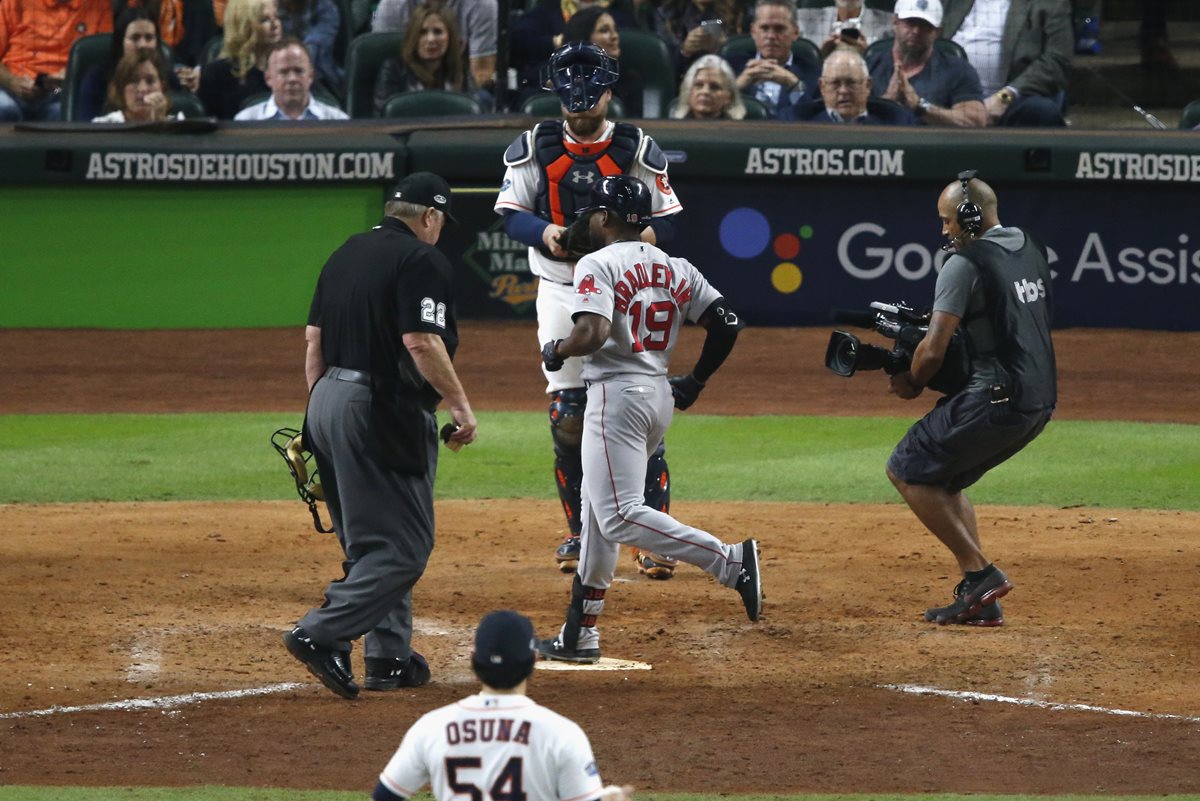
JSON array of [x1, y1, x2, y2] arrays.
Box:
[[0, 0, 111, 121], [508, 0, 638, 106], [653, 0, 740, 79], [236, 37, 347, 118], [120, 0, 184, 54], [117, 0, 218, 68], [867, 0, 986, 127], [727, 0, 815, 118], [277, 0, 344, 94], [373, 0, 497, 92], [93, 50, 183, 122], [942, 0, 1069, 127], [373, 5, 479, 116], [199, 0, 283, 118], [78, 7, 194, 124], [560, 6, 646, 117], [781, 48, 915, 124], [796, 0, 891, 57], [671, 53, 745, 119]]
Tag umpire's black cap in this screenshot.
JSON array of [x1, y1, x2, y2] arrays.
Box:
[[391, 171, 458, 224], [471, 610, 537, 689]]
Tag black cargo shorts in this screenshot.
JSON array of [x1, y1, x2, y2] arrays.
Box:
[[887, 389, 1054, 492]]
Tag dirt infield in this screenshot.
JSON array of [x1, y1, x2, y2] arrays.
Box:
[[1, 324, 1199, 794]]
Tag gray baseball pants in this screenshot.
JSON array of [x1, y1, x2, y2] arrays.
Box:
[[300, 377, 438, 660]]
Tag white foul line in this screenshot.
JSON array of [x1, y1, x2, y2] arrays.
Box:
[[882, 683, 1200, 724], [0, 682, 306, 720]]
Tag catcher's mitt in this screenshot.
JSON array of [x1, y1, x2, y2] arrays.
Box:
[[271, 427, 332, 533], [557, 215, 597, 259]]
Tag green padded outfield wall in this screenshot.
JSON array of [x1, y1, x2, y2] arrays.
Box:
[[2, 186, 380, 328]]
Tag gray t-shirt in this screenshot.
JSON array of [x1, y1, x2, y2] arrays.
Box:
[[934, 225, 1026, 390]]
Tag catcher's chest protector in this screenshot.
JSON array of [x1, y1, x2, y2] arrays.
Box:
[[534, 120, 640, 227]]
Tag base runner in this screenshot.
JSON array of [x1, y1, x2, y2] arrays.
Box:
[[535, 175, 763, 664]]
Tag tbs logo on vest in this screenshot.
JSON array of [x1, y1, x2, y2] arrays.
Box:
[[1013, 278, 1046, 303]]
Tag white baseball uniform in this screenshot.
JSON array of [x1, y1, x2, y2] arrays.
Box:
[[493, 120, 682, 393], [561, 241, 750, 651], [376, 692, 605, 801]]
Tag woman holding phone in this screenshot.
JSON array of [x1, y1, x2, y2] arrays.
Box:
[[653, 0, 741, 79]]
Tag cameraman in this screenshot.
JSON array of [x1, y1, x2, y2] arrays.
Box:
[[887, 174, 1056, 627]]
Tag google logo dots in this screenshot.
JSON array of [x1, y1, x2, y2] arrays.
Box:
[[717, 209, 815, 295]]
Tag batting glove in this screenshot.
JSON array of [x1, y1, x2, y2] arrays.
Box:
[[668, 373, 705, 410], [542, 339, 565, 372]]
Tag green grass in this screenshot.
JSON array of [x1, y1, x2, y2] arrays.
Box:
[[1, 413, 1198, 509]]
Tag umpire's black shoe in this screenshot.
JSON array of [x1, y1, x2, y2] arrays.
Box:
[[364, 652, 432, 691], [924, 567, 1013, 625], [537, 637, 600, 664], [555, 535, 581, 574], [283, 626, 359, 700], [734, 538, 763, 622]]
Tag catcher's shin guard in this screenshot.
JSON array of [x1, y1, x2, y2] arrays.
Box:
[[634, 440, 677, 580], [550, 389, 586, 571], [562, 574, 606, 649]]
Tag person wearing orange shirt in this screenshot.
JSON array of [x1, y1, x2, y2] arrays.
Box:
[[0, 0, 112, 121]]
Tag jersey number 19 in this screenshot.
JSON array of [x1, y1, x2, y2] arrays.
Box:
[[627, 300, 675, 353]]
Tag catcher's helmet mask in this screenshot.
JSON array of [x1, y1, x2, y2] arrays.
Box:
[[576, 174, 654, 228], [541, 42, 618, 113], [271, 427, 333, 533]]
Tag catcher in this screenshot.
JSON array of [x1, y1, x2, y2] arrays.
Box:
[[493, 41, 684, 579]]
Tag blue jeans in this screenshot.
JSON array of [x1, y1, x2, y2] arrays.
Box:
[[0, 88, 63, 122]]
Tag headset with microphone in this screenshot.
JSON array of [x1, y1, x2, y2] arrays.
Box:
[[943, 169, 982, 252]]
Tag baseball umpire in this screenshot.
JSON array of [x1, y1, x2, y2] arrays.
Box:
[[536, 175, 761, 664], [283, 172, 478, 699], [887, 171, 1056, 627], [372, 610, 633, 801], [494, 41, 683, 580]]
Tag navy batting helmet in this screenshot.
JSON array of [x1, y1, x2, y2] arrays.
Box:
[[577, 174, 653, 228], [541, 41, 619, 113]]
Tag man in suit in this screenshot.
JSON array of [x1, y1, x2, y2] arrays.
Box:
[[780, 48, 915, 125], [727, 0, 816, 118], [941, 0, 1070, 127]]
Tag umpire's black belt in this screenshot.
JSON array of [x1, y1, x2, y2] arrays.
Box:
[[324, 366, 370, 386]]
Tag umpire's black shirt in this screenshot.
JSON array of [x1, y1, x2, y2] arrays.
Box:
[[308, 216, 458, 411]]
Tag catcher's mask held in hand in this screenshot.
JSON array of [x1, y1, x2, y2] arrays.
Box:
[[271, 427, 333, 533]]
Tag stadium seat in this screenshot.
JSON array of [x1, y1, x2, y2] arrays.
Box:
[[200, 34, 224, 65], [521, 92, 627, 118], [1180, 99, 1200, 130], [666, 94, 769, 120], [343, 31, 403, 117], [866, 0, 896, 10], [719, 34, 822, 77], [614, 28, 676, 118], [64, 34, 179, 121], [865, 37, 969, 62], [380, 90, 483, 118], [169, 90, 209, 118], [63, 34, 111, 122]]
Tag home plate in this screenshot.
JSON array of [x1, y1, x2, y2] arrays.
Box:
[[536, 657, 652, 671]]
